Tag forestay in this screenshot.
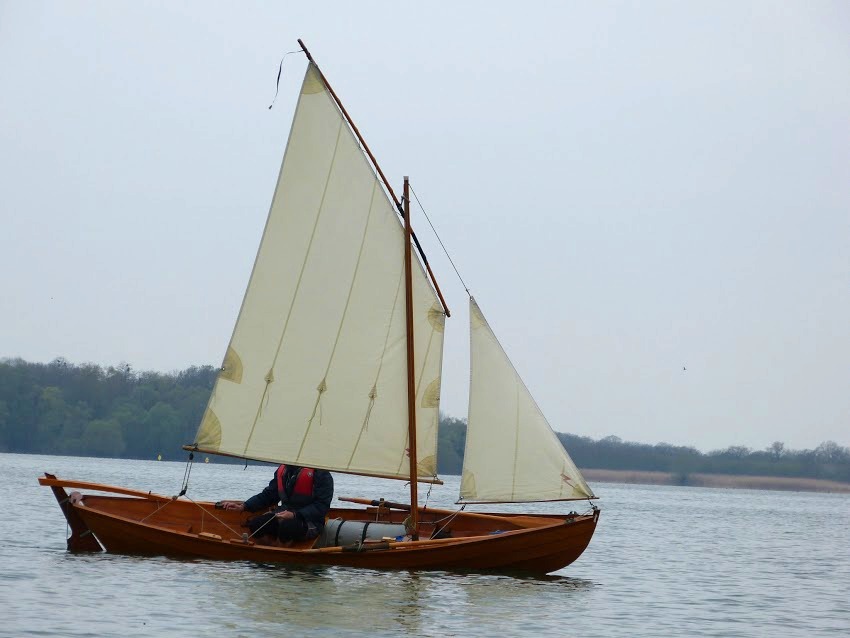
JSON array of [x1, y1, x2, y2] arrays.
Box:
[[461, 298, 594, 502], [192, 62, 445, 481]]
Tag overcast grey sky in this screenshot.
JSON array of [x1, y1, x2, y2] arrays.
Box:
[[1, 1, 847, 452]]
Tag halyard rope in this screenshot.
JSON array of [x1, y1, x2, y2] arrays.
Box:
[[410, 185, 470, 296]]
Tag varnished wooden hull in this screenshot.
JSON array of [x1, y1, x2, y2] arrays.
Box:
[[40, 475, 598, 574]]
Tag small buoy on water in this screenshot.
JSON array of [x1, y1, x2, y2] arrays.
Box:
[[157, 454, 162, 461]]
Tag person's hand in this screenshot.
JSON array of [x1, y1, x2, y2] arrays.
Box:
[[222, 501, 244, 512], [275, 510, 295, 521]]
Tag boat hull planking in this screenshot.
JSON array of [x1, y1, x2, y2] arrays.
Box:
[[40, 475, 598, 574]]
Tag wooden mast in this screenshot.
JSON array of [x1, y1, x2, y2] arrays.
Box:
[[295, 41, 426, 532], [403, 176, 419, 539], [297, 38, 450, 318]]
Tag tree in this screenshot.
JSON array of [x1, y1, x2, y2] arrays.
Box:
[[717, 445, 752, 459], [815, 441, 849, 463], [142, 402, 181, 459], [437, 415, 467, 475], [81, 419, 126, 457], [0, 400, 9, 451], [768, 441, 785, 460], [111, 400, 148, 455], [36, 386, 69, 453]]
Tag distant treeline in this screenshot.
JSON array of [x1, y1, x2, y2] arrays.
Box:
[[437, 421, 850, 483], [1, 358, 848, 483], [557, 434, 850, 484], [0, 358, 213, 459]]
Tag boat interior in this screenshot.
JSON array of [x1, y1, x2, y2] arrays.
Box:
[[75, 493, 579, 550]]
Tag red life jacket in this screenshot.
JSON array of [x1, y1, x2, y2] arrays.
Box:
[[275, 465, 315, 500]]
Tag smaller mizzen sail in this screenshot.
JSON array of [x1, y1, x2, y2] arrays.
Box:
[[460, 298, 594, 503]]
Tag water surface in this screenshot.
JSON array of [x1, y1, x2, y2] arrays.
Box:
[[2, 453, 848, 636]]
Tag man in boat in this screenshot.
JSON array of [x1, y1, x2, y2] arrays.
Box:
[[220, 465, 333, 545]]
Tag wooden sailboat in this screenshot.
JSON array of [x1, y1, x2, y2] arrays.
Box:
[[40, 41, 599, 574]]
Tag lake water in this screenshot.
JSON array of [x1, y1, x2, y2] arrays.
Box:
[[2, 452, 848, 637]]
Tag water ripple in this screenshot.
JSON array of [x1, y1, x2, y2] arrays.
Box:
[[3, 454, 849, 637]]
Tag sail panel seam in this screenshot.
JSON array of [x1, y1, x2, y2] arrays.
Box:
[[192, 63, 317, 451], [298, 179, 379, 462], [347, 189, 407, 469], [241, 116, 345, 458]]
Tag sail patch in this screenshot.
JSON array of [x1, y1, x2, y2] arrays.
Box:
[[460, 470, 476, 500], [301, 64, 326, 95], [428, 303, 446, 333], [418, 455, 436, 477], [470, 299, 486, 330], [421, 377, 441, 409], [196, 409, 222, 449], [220, 347, 243, 384]]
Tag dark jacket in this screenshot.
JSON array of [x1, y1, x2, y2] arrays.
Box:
[[243, 466, 333, 530]]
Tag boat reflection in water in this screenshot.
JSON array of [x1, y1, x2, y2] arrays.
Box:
[[211, 564, 596, 634]]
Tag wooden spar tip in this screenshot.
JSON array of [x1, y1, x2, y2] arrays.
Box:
[[295, 40, 451, 319], [297, 39, 312, 60]]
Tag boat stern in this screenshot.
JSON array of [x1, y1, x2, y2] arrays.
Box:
[[40, 473, 103, 552]]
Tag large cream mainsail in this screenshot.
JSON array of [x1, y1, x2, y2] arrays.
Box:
[[192, 63, 445, 481], [460, 298, 594, 502]]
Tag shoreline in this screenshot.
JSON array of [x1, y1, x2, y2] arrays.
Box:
[[582, 468, 850, 493]]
